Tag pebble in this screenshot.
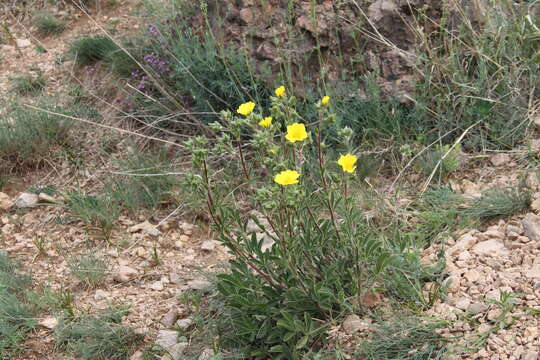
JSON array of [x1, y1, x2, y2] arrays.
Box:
[[455, 298, 471, 310], [161, 308, 178, 328], [113, 265, 138, 282], [94, 289, 109, 300], [39, 316, 58, 329], [468, 301, 488, 314], [341, 314, 371, 333], [490, 153, 511, 166], [128, 220, 161, 237], [200, 240, 218, 252], [155, 330, 179, 349], [186, 279, 212, 291], [471, 239, 509, 257], [0, 192, 13, 211], [14, 192, 39, 208], [176, 317, 194, 331]]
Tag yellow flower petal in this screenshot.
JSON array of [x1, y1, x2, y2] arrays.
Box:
[[285, 123, 308, 143], [259, 116, 272, 128], [237, 101, 256, 116], [274, 170, 300, 186], [275, 86, 285, 97], [321, 96, 330, 106], [338, 153, 357, 173]]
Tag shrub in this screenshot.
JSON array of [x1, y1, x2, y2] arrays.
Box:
[[9, 74, 46, 95], [0, 102, 72, 172], [34, 12, 65, 36], [185, 89, 437, 358], [0, 252, 36, 358], [69, 36, 118, 66], [55, 306, 144, 360]]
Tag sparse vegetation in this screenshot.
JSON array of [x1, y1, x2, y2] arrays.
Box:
[[463, 186, 531, 219], [69, 35, 118, 66], [55, 306, 144, 360], [9, 74, 46, 95], [64, 191, 120, 239], [0, 253, 36, 359], [68, 253, 108, 288], [34, 12, 65, 36], [0, 102, 72, 172]]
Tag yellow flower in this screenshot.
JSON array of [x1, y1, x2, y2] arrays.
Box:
[[275, 86, 286, 97], [285, 123, 308, 143], [269, 149, 277, 154], [237, 101, 256, 116], [259, 116, 272, 128], [321, 96, 330, 106], [274, 170, 300, 186], [338, 153, 358, 173]]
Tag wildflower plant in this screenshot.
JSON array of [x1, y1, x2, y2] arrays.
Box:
[[185, 88, 408, 358]]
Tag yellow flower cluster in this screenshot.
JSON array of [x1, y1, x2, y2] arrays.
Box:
[[338, 153, 357, 173], [237, 101, 256, 116], [259, 116, 272, 128], [274, 170, 300, 185]]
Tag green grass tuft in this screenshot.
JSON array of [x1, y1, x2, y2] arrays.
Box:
[[463, 186, 531, 220], [0, 102, 72, 172], [55, 306, 144, 360], [64, 191, 120, 239], [0, 252, 36, 359], [69, 36, 119, 66], [68, 253, 108, 288], [9, 74, 46, 96], [34, 12, 65, 36]]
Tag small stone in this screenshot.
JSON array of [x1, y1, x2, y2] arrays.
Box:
[[0, 192, 13, 211], [16, 39, 32, 48], [522, 351, 539, 360], [150, 281, 164, 291], [130, 350, 144, 360], [161, 308, 178, 328], [447, 233, 477, 255], [176, 317, 194, 331], [186, 279, 212, 291], [455, 298, 471, 310], [478, 323, 491, 333], [471, 239, 509, 257], [464, 269, 481, 283], [490, 153, 511, 166], [94, 289, 109, 300], [525, 264, 540, 278], [200, 240, 218, 252], [169, 272, 182, 284], [179, 235, 190, 242], [522, 213, 540, 241], [198, 348, 214, 360], [113, 265, 138, 283], [174, 240, 183, 249], [239, 8, 254, 24], [532, 198, 540, 213], [341, 314, 369, 333], [161, 342, 188, 360], [135, 247, 146, 257], [38, 192, 57, 203], [14, 192, 39, 208], [128, 220, 161, 237], [468, 302, 488, 314], [39, 316, 58, 329], [446, 275, 461, 292], [487, 308, 502, 321], [155, 330, 178, 349]]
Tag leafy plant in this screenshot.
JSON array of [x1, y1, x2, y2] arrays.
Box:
[[417, 144, 462, 179], [55, 306, 144, 360], [185, 89, 433, 358]]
